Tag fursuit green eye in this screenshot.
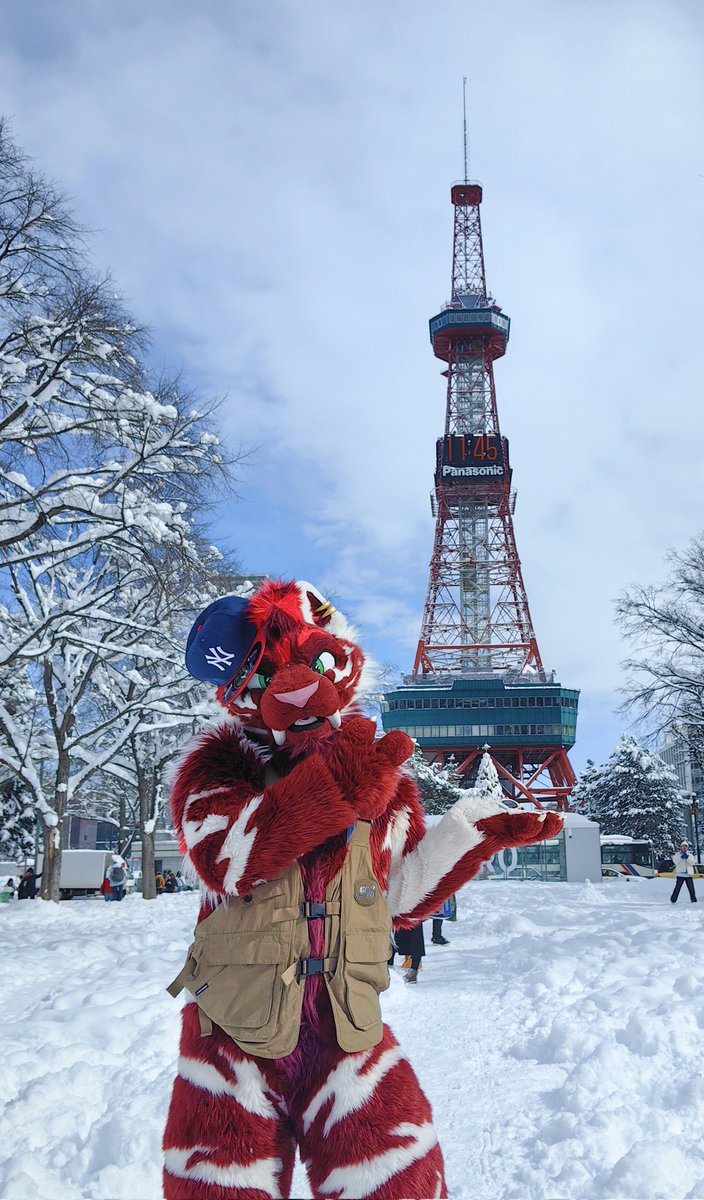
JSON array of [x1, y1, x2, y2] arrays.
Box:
[[247, 671, 270, 691], [312, 651, 336, 675]]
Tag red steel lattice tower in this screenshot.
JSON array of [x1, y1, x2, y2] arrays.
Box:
[[383, 174, 578, 808], [414, 180, 539, 678]]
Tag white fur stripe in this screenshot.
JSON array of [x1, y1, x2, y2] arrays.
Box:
[[216, 794, 262, 893], [178, 1054, 278, 1119], [184, 785, 233, 813], [217, 1046, 285, 1119], [382, 806, 412, 869], [164, 1146, 283, 1198], [333, 656, 355, 683], [183, 812, 230, 850], [302, 1045, 405, 1135], [386, 792, 505, 918], [319, 1120, 438, 1199], [182, 786, 233, 849]]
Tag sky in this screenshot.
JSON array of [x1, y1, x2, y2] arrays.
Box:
[[1, 0, 703, 771]]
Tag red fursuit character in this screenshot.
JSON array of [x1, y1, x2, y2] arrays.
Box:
[[163, 580, 562, 1200]]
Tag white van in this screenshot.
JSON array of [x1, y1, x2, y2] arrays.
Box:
[[36, 849, 114, 899]]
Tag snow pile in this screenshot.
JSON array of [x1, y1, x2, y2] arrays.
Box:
[[2, 881, 704, 1199]]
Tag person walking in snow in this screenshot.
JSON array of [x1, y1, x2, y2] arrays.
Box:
[[670, 841, 698, 904], [106, 856, 127, 902]]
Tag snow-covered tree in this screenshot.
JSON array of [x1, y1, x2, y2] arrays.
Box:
[[0, 120, 229, 593], [0, 541, 241, 899], [617, 538, 704, 766], [472, 751, 505, 804], [411, 746, 511, 815], [75, 547, 247, 899], [0, 125, 239, 899], [571, 759, 600, 816], [573, 735, 684, 852], [412, 745, 465, 815], [0, 776, 35, 862]]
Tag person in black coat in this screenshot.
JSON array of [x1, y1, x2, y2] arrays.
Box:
[[390, 921, 425, 984], [17, 867, 39, 899]]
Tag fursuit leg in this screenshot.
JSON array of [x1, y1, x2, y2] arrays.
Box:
[[163, 1005, 295, 1200], [293, 1024, 447, 1200]]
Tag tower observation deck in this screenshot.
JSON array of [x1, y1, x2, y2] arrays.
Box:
[[381, 179, 578, 808]]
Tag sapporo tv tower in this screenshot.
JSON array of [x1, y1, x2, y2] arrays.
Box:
[[382, 92, 578, 809]]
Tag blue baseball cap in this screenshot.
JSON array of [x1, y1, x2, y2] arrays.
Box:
[[185, 596, 264, 701]]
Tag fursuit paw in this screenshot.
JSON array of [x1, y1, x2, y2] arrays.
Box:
[[321, 717, 413, 820], [476, 809, 563, 850], [373, 729, 415, 769]]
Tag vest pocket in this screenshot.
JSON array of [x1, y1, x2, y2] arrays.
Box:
[[192, 935, 284, 1034], [211, 964, 277, 1030], [343, 931, 392, 1031]]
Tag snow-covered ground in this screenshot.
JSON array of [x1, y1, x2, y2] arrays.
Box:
[[2, 879, 704, 1200]]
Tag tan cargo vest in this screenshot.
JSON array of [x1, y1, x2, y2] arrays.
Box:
[[167, 821, 392, 1059]]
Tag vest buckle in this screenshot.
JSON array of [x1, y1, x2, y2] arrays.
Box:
[[302, 901, 327, 919], [297, 955, 338, 978], [301, 956, 324, 976]]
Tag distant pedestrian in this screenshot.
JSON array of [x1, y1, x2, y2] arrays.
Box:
[[106, 856, 127, 902], [155, 871, 165, 894], [390, 921, 426, 984], [431, 896, 454, 945], [164, 871, 177, 893], [99, 875, 112, 902], [17, 867, 39, 900], [670, 841, 698, 904], [0, 877, 15, 903]]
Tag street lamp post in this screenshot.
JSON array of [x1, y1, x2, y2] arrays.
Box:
[[691, 794, 701, 863]]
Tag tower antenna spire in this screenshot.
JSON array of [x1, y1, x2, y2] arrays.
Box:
[[462, 76, 469, 182]]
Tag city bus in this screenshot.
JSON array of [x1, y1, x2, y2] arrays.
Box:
[[600, 835, 656, 879]]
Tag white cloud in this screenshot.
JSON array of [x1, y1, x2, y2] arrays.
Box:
[[1, 0, 703, 768]]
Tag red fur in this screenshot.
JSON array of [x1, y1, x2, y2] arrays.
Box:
[[171, 725, 356, 896], [260, 664, 340, 732], [246, 579, 306, 640], [318, 717, 414, 821], [164, 1006, 296, 1200], [477, 809, 563, 846], [164, 1006, 447, 1200]]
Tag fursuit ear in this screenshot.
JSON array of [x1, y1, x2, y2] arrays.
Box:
[[297, 581, 337, 628]]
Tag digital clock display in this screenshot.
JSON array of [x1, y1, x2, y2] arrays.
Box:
[[436, 435, 508, 480]]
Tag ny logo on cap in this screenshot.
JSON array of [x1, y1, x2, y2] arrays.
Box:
[[205, 646, 235, 671]]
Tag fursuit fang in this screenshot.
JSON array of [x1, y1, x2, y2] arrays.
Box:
[[163, 578, 562, 1200]]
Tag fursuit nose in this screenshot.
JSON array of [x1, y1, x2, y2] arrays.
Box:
[[272, 680, 320, 708]]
